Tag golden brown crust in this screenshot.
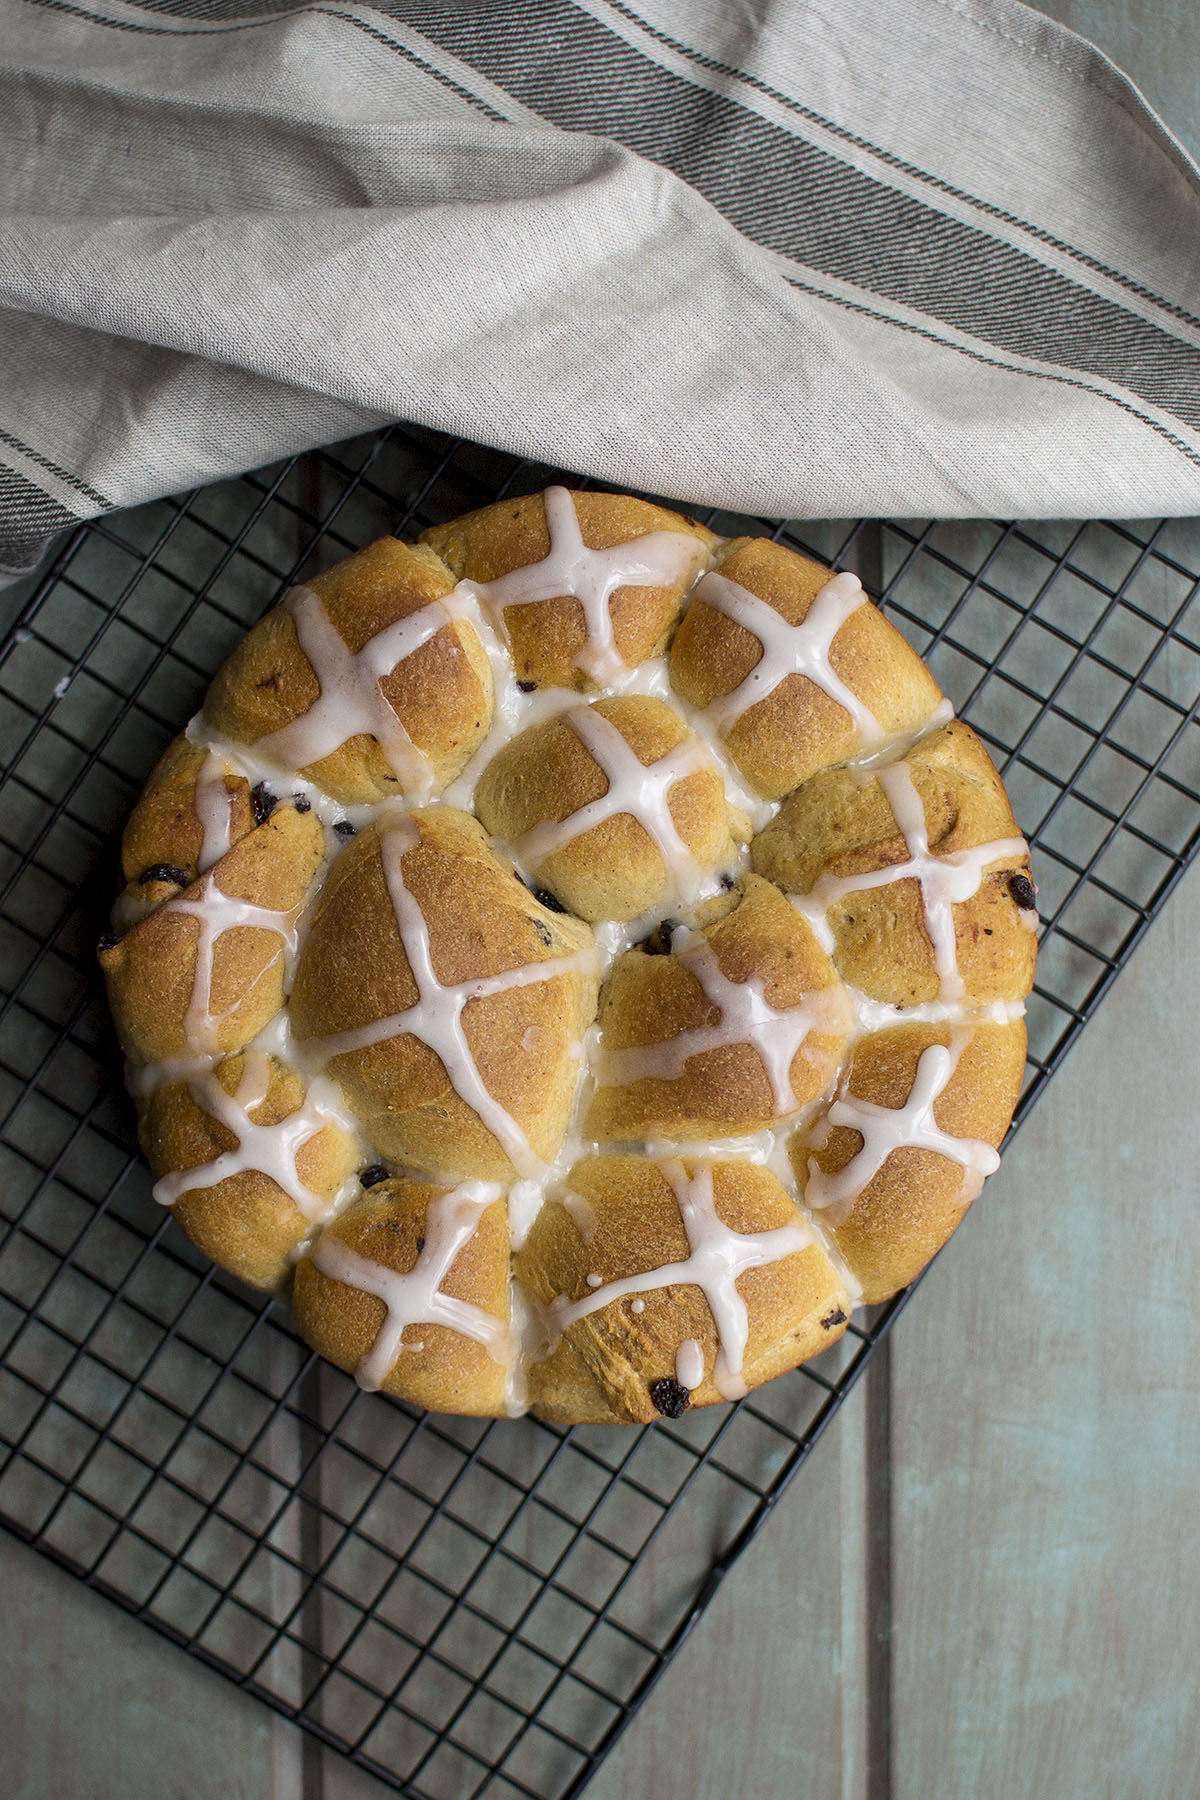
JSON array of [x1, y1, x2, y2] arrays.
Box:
[[751, 722, 1036, 1005], [100, 803, 325, 1064], [292, 1181, 511, 1415], [138, 1053, 358, 1291], [105, 492, 1034, 1423], [794, 1020, 1026, 1304], [473, 695, 744, 921], [669, 537, 943, 798], [587, 875, 851, 1142], [515, 1156, 849, 1423], [421, 490, 717, 690], [119, 735, 256, 890], [289, 807, 597, 1179], [204, 538, 493, 805]]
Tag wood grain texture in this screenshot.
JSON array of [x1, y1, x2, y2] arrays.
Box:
[[586, 1378, 873, 1800], [889, 870, 1200, 1798], [0, 1538, 276, 1800]]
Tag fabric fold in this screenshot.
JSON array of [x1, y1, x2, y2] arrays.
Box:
[[3, 0, 1199, 577]]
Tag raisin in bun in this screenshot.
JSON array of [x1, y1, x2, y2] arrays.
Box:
[[101, 485, 1035, 1422]]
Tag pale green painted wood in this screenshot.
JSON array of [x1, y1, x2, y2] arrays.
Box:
[[308, 1378, 873, 1800], [3, 4, 1198, 1797], [585, 1377, 874, 1800], [308, 1372, 874, 1800], [0, 1537, 278, 1800], [889, 864, 1200, 1799]]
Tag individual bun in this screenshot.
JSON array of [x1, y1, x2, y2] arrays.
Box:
[[473, 695, 746, 921], [793, 1021, 1026, 1304], [421, 489, 716, 689], [751, 721, 1036, 1005], [136, 1051, 359, 1291], [101, 802, 325, 1065], [102, 484, 1035, 1422], [118, 734, 258, 897], [292, 1178, 512, 1415], [205, 538, 494, 805], [587, 875, 851, 1142], [514, 1156, 850, 1424], [669, 536, 944, 798], [288, 807, 598, 1182]]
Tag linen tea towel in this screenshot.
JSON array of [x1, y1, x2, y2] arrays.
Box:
[[2, 0, 1200, 580]]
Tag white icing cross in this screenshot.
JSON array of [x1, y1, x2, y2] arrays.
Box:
[[600, 924, 848, 1117], [151, 1050, 351, 1219], [516, 704, 713, 903], [558, 1188, 598, 1241], [792, 760, 1029, 1003], [166, 874, 302, 1055], [254, 585, 457, 797], [195, 751, 236, 873], [697, 568, 883, 742], [803, 1032, 1000, 1226], [849, 991, 1026, 1033], [310, 1180, 508, 1390], [460, 486, 708, 685], [675, 1337, 705, 1391], [301, 816, 597, 1179], [545, 1160, 814, 1401]]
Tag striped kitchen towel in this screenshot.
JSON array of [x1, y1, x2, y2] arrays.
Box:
[[3, 0, 1199, 579]]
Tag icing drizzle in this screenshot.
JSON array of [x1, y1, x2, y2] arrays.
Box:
[[195, 752, 236, 873], [600, 924, 847, 1117], [545, 1160, 813, 1401], [515, 704, 713, 902], [675, 1337, 705, 1391], [311, 1181, 508, 1390], [697, 568, 883, 742], [803, 1031, 1000, 1225], [460, 486, 707, 684]]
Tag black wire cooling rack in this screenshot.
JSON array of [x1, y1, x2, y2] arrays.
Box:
[[2, 423, 1199, 1800]]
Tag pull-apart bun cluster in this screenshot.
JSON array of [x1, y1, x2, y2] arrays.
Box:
[[102, 489, 1034, 1422]]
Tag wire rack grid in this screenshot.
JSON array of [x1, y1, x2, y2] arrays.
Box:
[[1, 423, 1198, 1800]]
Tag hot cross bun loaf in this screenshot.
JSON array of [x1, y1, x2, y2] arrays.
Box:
[[100, 488, 1035, 1423]]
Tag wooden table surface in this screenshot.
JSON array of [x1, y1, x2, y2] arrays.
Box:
[[4, 4, 1198, 1797]]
